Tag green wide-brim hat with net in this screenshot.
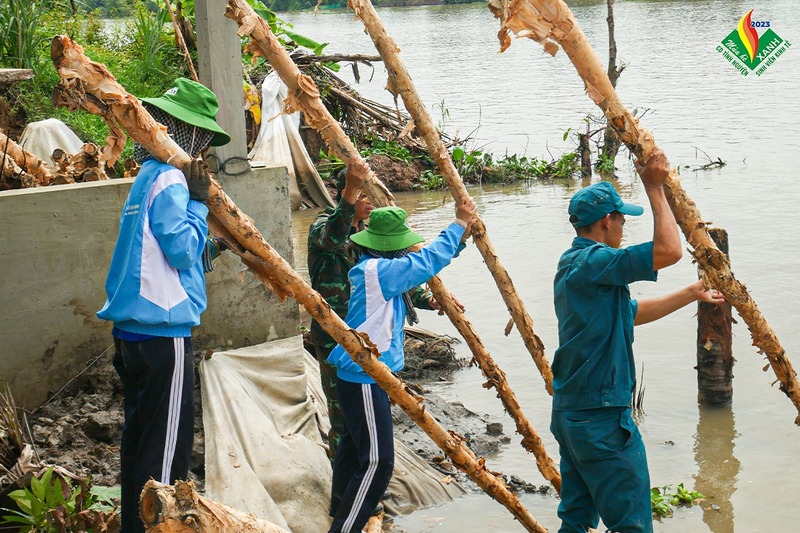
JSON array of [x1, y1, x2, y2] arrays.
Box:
[[351, 206, 425, 252], [141, 78, 231, 147]]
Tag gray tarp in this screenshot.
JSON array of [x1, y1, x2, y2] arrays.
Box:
[[200, 336, 464, 531]]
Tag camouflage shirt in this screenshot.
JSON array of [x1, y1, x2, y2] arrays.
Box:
[[307, 199, 433, 352]]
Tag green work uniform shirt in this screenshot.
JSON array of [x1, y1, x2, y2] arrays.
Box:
[[552, 237, 657, 411]]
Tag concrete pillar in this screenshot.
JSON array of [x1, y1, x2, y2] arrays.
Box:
[[194, 0, 248, 167]]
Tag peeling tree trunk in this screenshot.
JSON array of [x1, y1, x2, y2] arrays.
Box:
[[140, 480, 289, 532], [488, 0, 800, 425], [346, 0, 554, 397], [224, 0, 560, 493], [51, 35, 547, 532]]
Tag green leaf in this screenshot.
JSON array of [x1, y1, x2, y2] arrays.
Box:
[[30, 477, 45, 502], [1, 512, 36, 525], [563, 128, 571, 142], [89, 485, 121, 505], [452, 147, 465, 163], [283, 29, 327, 54]]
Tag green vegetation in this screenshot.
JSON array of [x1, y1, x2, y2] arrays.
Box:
[[1, 467, 119, 532], [3, 0, 578, 190], [3, 0, 187, 167], [0, 0, 48, 72], [651, 483, 704, 518], [453, 145, 580, 186]]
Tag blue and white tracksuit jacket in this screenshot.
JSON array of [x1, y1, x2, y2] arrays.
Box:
[[327, 222, 465, 383], [97, 158, 209, 337]]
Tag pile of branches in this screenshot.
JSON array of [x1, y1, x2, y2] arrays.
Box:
[[291, 50, 456, 155]]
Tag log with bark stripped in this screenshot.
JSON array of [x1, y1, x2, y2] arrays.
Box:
[[0, 130, 53, 187], [51, 35, 547, 533], [489, 0, 800, 425], [226, 0, 560, 495], [347, 0, 554, 396], [487, 0, 800, 425], [140, 480, 289, 532]]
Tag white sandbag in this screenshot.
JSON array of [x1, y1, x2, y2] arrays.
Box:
[[18, 118, 83, 171], [248, 72, 334, 211]]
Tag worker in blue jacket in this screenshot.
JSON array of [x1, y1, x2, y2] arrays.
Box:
[[326, 199, 477, 533], [551, 148, 724, 533], [97, 78, 229, 533]]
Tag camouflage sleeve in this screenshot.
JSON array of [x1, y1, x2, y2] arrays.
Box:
[[409, 285, 434, 310], [308, 199, 356, 252]]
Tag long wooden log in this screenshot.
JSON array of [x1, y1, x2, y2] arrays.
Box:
[[347, 0, 554, 396], [225, 0, 560, 493], [0, 130, 53, 186], [488, 0, 800, 425], [224, 1, 392, 204], [428, 276, 561, 493], [140, 480, 289, 532], [52, 35, 547, 533]]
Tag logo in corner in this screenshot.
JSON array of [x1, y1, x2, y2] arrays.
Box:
[[716, 9, 791, 77]]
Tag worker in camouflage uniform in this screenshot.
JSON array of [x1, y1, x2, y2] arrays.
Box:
[[308, 158, 450, 456]]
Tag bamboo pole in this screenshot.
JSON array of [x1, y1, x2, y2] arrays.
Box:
[[224, 0, 560, 492], [487, 0, 800, 425], [347, 0, 554, 396], [140, 480, 289, 532], [0, 130, 53, 186], [51, 35, 548, 532]]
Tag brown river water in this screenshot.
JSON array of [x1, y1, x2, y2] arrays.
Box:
[[287, 0, 799, 530]]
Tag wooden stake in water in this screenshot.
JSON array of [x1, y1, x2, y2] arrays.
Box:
[[488, 0, 800, 426], [697, 228, 734, 405]]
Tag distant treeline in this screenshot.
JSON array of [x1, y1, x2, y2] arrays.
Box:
[[263, 0, 485, 12]]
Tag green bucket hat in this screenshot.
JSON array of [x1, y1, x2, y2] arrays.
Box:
[[141, 78, 230, 146], [351, 206, 425, 252]]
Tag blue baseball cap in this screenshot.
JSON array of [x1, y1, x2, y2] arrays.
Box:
[[568, 182, 644, 229]]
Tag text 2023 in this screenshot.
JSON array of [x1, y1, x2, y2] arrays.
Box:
[[751, 20, 771, 28]]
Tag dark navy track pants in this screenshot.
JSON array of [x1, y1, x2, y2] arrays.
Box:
[[113, 336, 194, 533], [329, 378, 394, 533]]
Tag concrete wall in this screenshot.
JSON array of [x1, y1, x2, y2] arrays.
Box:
[[0, 164, 299, 408]]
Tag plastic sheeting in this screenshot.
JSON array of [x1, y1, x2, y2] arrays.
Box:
[[18, 118, 83, 171], [201, 336, 331, 532], [248, 72, 334, 211], [201, 336, 465, 532]]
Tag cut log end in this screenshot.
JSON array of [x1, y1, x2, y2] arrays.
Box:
[[140, 482, 164, 526]]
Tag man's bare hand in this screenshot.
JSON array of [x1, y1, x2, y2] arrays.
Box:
[[634, 147, 671, 189], [691, 280, 726, 305], [429, 291, 465, 315], [342, 157, 370, 204]]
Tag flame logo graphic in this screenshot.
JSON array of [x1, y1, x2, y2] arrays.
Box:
[[738, 9, 759, 62]]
